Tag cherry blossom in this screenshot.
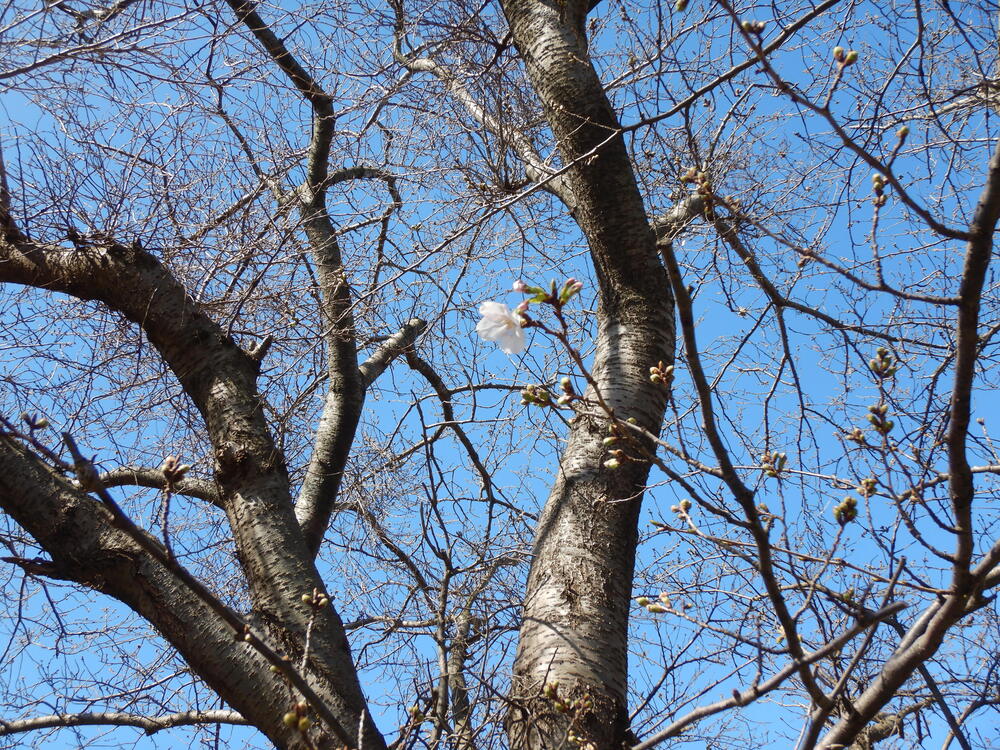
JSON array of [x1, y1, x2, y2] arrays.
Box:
[[475, 301, 526, 354]]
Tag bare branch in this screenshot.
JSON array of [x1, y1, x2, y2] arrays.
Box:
[[0, 710, 249, 737]]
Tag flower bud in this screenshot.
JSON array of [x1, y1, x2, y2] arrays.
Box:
[[22, 412, 50, 430], [636, 596, 650, 606], [844, 50, 858, 65], [674, 0, 687, 10], [558, 278, 584, 304], [604, 458, 621, 470], [832, 46, 845, 61], [298, 717, 312, 731], [897, 125, 909, 139], [283, 712, 299, 727]]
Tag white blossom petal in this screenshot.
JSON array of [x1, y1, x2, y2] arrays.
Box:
[[476, 301, 526, 354]]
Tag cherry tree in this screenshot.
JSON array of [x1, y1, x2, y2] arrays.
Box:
[[1, 0, 999, 748]]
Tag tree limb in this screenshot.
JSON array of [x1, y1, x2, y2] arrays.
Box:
[[0, 709, 249, 737]]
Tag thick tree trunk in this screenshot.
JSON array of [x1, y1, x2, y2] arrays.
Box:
[[0, 437, 315, 749], [498, 1, 675, 747], [0, 234, 385, 750]]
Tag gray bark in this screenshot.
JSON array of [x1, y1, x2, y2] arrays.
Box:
[[497, 0, 681, 746], [0, 233, 385, 750]]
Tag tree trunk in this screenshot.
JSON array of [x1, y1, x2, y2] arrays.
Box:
[[0, 233, 385, 750], [498, 1, 675, 747]]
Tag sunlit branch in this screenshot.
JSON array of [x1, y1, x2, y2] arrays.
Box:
[[630, 600, 909, 750], [98, 466, 221, 506], [713, 0, 970, 243], [660, 237, 836, 710], [0, 709, 248, 737], [390, 0, 578, 210]]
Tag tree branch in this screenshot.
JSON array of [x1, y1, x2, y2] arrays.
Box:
[[631, 601, 909, 750], [99, 466, 221, 506], [359, 318, 426, 390], [0, 709, 249, 737], [390, 0, 578, 210]]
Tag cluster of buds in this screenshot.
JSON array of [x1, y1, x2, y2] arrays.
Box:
[[521, 382, 578, 411], [756, 502, 777, 531], [867, 403, 894, 435], [670, 498, 692, 516], [558, 278, 584, 305], [871, 173, 889, 207], [680, 167, 718, 219], [833, 496, 858, 525], [635, 591, 671, 614], [520, 384, 553, 407], [557, 376, 577, 406], [868, 347, 899, 380], [602, 422, 631, 469], [760, 450, 787, 478], [513, 278, 584, 309], [845, 427, 867, 445], [542, 682, 593, 715], [832, 46, 859, 67], [740, 19, 766, 34], [160, 455, 191, 486], [603, 449, 626, 470], [649, 361, 674, 388], [282, 700, 313, 733], [902, 487, 923, 504], [20, 412, 49, 431], [301, 588, 331, 609], [856, 477, 877, 498]]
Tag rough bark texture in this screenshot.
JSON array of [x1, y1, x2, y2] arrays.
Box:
[[294, 205, 366, 556], [498, 0, 674, 747], [0, 234, 385, 750], [0, 436, 306, 748]]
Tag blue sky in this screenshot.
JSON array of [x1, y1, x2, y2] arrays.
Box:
[[2, 0, 1000, 747]]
